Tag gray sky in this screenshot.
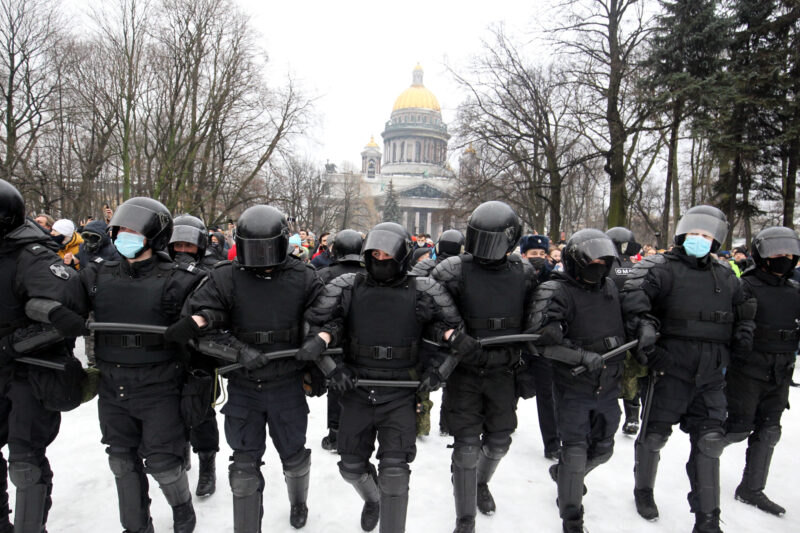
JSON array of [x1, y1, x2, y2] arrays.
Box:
[[235, 0, 538, 168]]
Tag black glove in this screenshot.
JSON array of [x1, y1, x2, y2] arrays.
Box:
[[647, 346, 673, 375], [579, 349, 604, 372], [48, 306, 89, 337], [417, 367, 444, 393], [0, 335, 21, 365], [536, 322, 563, 345], [296, 335, 327, 361], [326, 364, 355, 393], [448, 329, 481, 359], [636, 321, 657, 365], [164, 316, 201, 345], [238, 344, 268, 370]]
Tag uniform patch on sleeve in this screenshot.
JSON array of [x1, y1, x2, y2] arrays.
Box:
[[49, 263, 70, 280]]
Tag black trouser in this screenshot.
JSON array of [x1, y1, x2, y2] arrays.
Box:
[[190, 409, 220, 453], [327, 389, 342, 431], [531, 357, 559, 455], [97, 362, 187, 472], [221, 374, 309, 475], [725, 368, 790, 435], [552, 385, 621, 450], [444, 366, 517, 438], [336, 392, 417, 467], [0, 370, 61, 529]]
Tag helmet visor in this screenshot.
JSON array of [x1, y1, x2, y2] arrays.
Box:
[[755, 235, 800, 258], [574, 237, 619, 264], [466, 225, 510, 261], [363, 229, 407, 260], [675, 213, 728, 244], [170, 225, 204, 247], [236, 234, 288, 267], [110, 203, 169, 238]]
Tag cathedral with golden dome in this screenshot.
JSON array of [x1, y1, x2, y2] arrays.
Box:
[[326, 64, 460, 239]]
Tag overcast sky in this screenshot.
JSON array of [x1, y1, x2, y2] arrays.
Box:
[[234, 0, 542, 168]]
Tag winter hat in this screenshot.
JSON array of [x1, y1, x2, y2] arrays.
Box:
[[52, 219, 75, 239], [520, 234, 550, 254]]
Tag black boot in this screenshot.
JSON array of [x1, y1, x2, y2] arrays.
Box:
[[556, 446, 587, 525], [172, 501, 197, 533], [622, 400, 640, 436], [735, 426, 784, 516], [378, 462, 409, 533], [476, 484, 495, 516], [321, 429, 337, 452], [692, 509, 722, 533], [289, 503, 308, 530], [453, 516, 475, 533], [9, 462, 48, 533], [634, 489, 658, 521], [151, 465, 194, 533], [340, 462, 380, 532], [196, 452, 216, 497], [476, 443, 506, 515], [361, 501, 380, 532], [634, 432, 667, 520], [562, 518, 585, 533], [451, 443, 479, 524], [283, 450, 311, 529]]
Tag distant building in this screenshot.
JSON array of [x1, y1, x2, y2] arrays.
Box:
[[324, 64, 463, 239]]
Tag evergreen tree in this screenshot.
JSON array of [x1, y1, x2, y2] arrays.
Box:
[[382, 179, 401, 223]]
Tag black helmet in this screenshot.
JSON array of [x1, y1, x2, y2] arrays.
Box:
[[674, 205, 728, 252], [169, 214, 208, 260], [606, 226, 641, 256], [109, 197, 173, 251], [465, 201, 521, 261], [363, 222, 412, 282], [751, 226, 800, 270], [0, 179, 25, 238], [331, 229, 363, 263], [435, 229, 465, 259], [563, 229, 618, 283], [235, 205, 289, 268]]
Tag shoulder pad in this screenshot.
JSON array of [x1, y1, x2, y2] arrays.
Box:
[[536, 279, 563, 300], [432, 255, 463, 281], [24, 243, 51, 256], [330, 272, 358, 289], [414, 275, 437, 291], [409, 257, 436, 277], [213, 260, 233, 270], [626, 256, 666, 281], [639, 254, 668, 267], [528, 279, 565, 331]]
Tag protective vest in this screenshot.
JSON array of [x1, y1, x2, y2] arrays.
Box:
[[94, 261, 177, 365], [745, 275, 800, 354], [657, 259, 735, 343], [319, 262, 364, 284], [346, 275, 421, 371], [229, 264, 306, 380], [461, 258, 526, 339], [608, 258, 634, 291], [0, 249, 25, 334]]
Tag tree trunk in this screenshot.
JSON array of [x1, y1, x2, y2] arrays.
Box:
[[784, 139, 798, 228], [605, 0, 627, 228]]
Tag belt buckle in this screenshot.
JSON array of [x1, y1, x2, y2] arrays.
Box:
[[603, 337, 620, 350], [373, 346, 393, 360], [488, 318, 506, 330], [714, 311, 729, 323], [256, 331, 275, 344], [120, 334, 142, 348], [781, 330, 795, 341]]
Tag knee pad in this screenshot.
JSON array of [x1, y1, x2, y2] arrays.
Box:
[[757, 425, 781, 447], [230, 461, 261, 498], [482, 433, 512, 459], [150, 464, 182, 486], [8, 462, 42, 490], [697, 431, 726, 459], [338, 459, 369, 481], [452, 436, 481, 468], [144, 454, 181, 476], [589, 438, 614, 465], [283, 448, 311, 477], [378, 458, 409, 497], [108, 453, 137, 478], [641, 431, 668, 453]]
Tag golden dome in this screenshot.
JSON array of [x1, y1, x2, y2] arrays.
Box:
[[365, 135, 379, 148], [392, 65, 441, 112]]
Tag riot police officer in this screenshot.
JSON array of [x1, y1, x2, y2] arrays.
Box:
[[431, 201, 538, 533], [302, 222, 474, 533], [409, 229, 464, 277], [168, 215, 220, 497], [606, 226, 644, 436], [621, 206, 755, 533], [81, 197, 205, 533], [724, 226, 800, 516], [0, 179, 87, 533], [183, 205, 323, 532], [317, 229, 365, 451], [528, 230, 626, 533]]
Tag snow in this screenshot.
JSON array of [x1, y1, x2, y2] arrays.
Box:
[[7, 339, 800, 532]]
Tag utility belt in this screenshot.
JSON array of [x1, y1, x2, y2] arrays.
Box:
[[570, 335, 626, 355], [664, 309, 734, 325], [349, 341, 419, 361], [754, 326, 799, 342], [465, 316, 521, 331], [96, 332, 167, 351], [235, 327, 301, 346]]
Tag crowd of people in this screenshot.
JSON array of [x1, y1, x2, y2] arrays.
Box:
[[1, 175, 798, 533]]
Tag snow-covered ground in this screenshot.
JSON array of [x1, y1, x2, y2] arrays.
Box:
[[7, 339, 800, 532]]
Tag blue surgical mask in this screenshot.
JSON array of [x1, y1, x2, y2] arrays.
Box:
[[683, 235, 712, 258], [114, 232, 145, 259]]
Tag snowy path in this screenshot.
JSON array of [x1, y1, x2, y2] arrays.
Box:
[[7, 339, 800, 532]]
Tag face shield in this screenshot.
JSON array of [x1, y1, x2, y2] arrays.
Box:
[[363, 229, 408, 261], [170, 225, 205, 248], [109, 203, 170, 239], [754, 234, 800, 258], [675, 213, 728, 244], [465, 225, 513, 261], [236, 234, 288, 267]]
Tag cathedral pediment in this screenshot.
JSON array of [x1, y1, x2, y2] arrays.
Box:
[[399, 184, 451, 199]]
